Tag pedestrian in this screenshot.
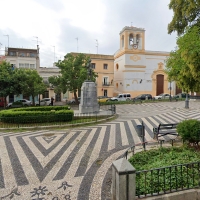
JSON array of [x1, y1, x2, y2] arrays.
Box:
[[51, 97, 54, 106]]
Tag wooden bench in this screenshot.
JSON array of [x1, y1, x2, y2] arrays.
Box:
[[153, 123, 178, 146]]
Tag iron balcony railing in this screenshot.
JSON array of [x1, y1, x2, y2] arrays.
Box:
[[136, 161, 200, 198], [102, 82, 113, 86]]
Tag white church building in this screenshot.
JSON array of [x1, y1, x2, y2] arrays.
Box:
[[113, 26, 178, 97]]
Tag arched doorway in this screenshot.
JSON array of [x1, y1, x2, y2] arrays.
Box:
[[156, 74, 164, 95], [151, 62, 169, 96]]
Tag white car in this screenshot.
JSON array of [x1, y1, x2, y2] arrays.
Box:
[[35, 98, 51, 106], [110, 93, 132, 101], [68, 97, 81, 104], [6, 99, 32, 108], [154, 93, 171, 100]]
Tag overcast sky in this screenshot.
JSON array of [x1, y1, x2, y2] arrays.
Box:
[[0, 0, 177, 67]]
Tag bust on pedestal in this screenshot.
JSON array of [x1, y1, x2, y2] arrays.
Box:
[[79, 59, 99, 113]]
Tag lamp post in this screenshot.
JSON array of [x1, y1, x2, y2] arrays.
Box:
[[185, 92, 189, 109], [4, 35, 9, 47], [169, 81, 172, 102]]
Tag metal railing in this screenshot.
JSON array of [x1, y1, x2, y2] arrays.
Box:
[[102, 82, 113, 86], [136, 161, 200, 198]]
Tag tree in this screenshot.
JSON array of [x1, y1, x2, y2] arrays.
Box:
[[48, 53, 98, 103], [20, 69, 47, 105], [168, 0, 200, 35], [0, 61, 21, 107], [165, 26, 200, 108]]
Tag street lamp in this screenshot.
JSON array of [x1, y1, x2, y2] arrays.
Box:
[[169, 81, 172, 102], [185, 92, 189, 109]]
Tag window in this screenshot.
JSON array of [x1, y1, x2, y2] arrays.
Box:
[[19, 63, 25, 68], [19, 53, 25, 57], [30, 53, 35, 57], [91, 63, 95, 69], [30, 64, 35, 69], [103, 77, 109, 85], [103, 64, 108, 70], [9, 52, 16, 56], [25, 63, 29, 68], [104, 90, 107, 97]]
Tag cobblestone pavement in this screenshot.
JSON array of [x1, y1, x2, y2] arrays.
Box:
[[0, 101, 200, 199]]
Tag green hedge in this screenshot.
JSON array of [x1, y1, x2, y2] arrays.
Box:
[[0, 107, 73, 123], [11, 105, 70, 111], [129, 147, 200, 196]]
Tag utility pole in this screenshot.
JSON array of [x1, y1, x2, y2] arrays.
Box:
[[33, 36, 41, 45], [75, 37, 78, 52], [95, 39, 98, 54], [4, 35, 9, 47], [52, 46, 55, 63]]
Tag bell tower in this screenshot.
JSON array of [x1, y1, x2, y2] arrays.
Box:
[[119, 26, 145, 53]]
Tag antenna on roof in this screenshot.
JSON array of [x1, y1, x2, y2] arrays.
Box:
[[32, 36, 41, 46], [95, 39, 98, 54], [75, 37, 78, 52]]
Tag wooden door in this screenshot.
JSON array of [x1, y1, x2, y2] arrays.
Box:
[[156, 75, 164, 95]]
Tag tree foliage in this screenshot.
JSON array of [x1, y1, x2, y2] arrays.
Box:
[[165, 26, 200, 92], [168, 0, 200, 35], [0, 61, 23, 106], [48, 53, 98, 103], [20, 69, 47, 105], [0, 61, 46, 105]]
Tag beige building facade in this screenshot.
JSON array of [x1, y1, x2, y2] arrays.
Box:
[[71, 53, 114, 98]]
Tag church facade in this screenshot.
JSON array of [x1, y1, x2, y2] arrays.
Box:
[[113, 26, 177, 98]]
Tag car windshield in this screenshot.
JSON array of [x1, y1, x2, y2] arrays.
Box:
[[158, 93, 164, 96]]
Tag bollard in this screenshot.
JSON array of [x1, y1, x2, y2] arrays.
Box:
[[112, 158, 136, 200]]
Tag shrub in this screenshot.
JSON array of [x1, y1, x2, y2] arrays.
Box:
[[177, 119, 200, 145], [0, 108, 74, 123], [129, 147, 200, 196]]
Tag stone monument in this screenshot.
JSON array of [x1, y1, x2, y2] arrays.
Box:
[[79, 59, 99, 113]]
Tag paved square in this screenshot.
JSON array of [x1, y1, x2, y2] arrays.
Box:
[[0, 101, 200, 199]]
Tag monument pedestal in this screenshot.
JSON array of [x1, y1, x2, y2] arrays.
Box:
[[79, 81, 99, 113]]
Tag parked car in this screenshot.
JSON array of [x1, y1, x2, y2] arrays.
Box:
[[35, 98, 51, 106], [97, 96, 111, 102], [133, 94, 152, 100], [153, 93, 171, 100], [110, 93, 132, 101], [68, 97, 81, 104], [6, 99, 32, 108], [173, 93, 190, 99]]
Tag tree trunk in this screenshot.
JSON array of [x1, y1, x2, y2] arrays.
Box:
[[74, 90, 78, 104]]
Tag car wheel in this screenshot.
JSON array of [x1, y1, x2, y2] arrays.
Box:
[[114, 99, 118, 101], [126, 98, 131, 101]]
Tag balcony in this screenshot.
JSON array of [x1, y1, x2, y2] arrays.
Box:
[[102, 82, 113, 86]]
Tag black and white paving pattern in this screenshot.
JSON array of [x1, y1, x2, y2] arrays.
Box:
[[0, 101, 200, 199]]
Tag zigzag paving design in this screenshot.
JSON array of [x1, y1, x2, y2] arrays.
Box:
[[0, 101, 200, 199]]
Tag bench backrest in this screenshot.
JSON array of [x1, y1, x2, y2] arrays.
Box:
[[158, 123, 178, 130]]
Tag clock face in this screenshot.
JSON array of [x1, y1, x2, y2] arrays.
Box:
[[133, 44, 138, 49]]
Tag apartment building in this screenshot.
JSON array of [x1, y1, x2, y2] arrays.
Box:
[[71, 53, 114, 98], [5, 45, 40, 70]]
